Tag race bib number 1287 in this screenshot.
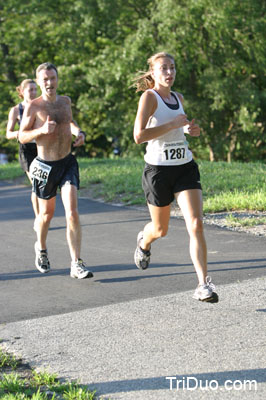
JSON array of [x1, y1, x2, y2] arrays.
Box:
[[163, 143, 188, 161]]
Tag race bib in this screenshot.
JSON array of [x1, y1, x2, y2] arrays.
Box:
[[30, 158, 52, 184], [162, 141, 188, 162]]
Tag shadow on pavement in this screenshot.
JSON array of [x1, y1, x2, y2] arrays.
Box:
[[84, 368, 265, 394], [1, 258, 265, 282]]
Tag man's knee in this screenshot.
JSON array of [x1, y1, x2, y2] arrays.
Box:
[[65, 208, 79, 225], [39, 210, 54, 224], [154, 225, 168, 238]]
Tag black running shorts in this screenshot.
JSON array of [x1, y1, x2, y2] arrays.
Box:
[[19, 143, 37, 172], [32, 153, 80, 200], [142, 159, 202, 207]]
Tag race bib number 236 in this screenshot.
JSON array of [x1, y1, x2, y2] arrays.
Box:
[[30, 159, 52, 184]]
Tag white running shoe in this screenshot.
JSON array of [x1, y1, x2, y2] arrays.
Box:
[[70, 259, 93, 279], [134, 231, 151, 270], [193, 276, 219, 303], [34, 242, 50, 273]]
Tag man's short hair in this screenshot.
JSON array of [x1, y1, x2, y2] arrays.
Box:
[[36, 62, 58, 78]]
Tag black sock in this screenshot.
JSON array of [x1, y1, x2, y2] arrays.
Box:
[[140, 246, 150, 255]]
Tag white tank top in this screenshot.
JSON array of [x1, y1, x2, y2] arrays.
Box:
[[144, 89, 193, 166]]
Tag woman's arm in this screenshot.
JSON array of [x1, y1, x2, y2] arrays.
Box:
[[133, 91, 189, 144], [6, 106, 20, 140]]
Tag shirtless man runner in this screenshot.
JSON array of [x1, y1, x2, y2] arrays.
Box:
[[19, 62, 93, 279]]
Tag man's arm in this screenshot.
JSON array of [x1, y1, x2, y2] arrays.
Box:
[[19, 103, 56, 144], [71, 119, 85, 147]]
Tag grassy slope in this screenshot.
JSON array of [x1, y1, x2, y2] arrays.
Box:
[[1, 159, 265, 212], [78, 158, 266, 213]]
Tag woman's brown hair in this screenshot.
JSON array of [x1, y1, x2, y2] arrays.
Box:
[[16, 79, 36, 99], [132, 52, 175, 92]]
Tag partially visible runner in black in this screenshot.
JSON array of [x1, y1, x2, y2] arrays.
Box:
[[6, 79, 39, 228]]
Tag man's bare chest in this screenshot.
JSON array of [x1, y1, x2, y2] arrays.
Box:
[[39, 101, 71, 124]]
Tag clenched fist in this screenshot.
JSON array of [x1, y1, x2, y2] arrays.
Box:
[[42, 115, 57, 134]]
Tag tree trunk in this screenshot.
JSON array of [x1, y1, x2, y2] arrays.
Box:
[[227, 135, 237, 162], [225, 122, 234, 162], [209, 145, 215, 162]]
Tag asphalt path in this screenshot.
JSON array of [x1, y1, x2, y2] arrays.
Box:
[[1, 179, 266, 399], [0, 180, 265, 324]]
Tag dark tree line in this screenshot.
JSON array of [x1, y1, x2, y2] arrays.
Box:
[[0, 0, 265, 162]]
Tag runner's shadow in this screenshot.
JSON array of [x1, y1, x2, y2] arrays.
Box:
[[0, 263, 183, 281], [83, 368, 265, 395], [94, 260, 266, 284], [1, 258, 265, 281], [0, 268, 71, 280]]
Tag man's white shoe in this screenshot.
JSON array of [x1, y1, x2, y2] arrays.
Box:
[[70, 259, 93, 279], [193, 276, 219, 303], [34, 242, 50, 273]]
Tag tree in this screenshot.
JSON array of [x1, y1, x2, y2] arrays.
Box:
[[0, 0, 265, 161]]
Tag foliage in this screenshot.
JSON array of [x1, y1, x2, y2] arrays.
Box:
[[0, 0, 265, 161]]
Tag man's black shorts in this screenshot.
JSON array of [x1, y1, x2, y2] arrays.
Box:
[[32, 153, 80, 200], [142, 159, 202, 207]]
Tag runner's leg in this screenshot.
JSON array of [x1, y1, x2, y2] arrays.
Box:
[[141, 203, 171, 250], [37, 196, 56, 250], [175, 189, 207, 285], [26, 171, 39, 220], [61, 184, 81, 262]]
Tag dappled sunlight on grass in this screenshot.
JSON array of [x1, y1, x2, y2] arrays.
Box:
[[1, 158, 265, 212]]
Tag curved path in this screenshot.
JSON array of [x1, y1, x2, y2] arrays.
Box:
[[0, 180, 265, 399]]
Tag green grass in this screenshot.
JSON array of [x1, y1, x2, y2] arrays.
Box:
[[1, 158, 265, 213], [78, 158, 145, 205], [198, 160, 266, 212], [0, 162, 25, 181], [0, 349, 18, 370], [225, 215, 266, 227], [78, 158, 266, 213], [0, 347, 97, 400]]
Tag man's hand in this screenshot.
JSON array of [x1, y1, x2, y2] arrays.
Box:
[[43, 115, 57, 134], [73, 131, 85, 147]]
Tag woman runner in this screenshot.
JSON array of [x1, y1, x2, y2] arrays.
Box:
[[6, 79, 39, 225], [133, 52, 218, 303]]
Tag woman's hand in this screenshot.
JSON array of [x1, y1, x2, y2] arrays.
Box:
[[187, 119, 200, 137], [171, 113, 190, 130]]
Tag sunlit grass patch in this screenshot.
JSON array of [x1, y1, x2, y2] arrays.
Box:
[[225, 214, 266, 227], [0, 162, 24, 180], [0, 348, 98, 400], [1, 158, 265, 213]]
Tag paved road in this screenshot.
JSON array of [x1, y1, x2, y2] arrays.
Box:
[[0, 180, 266, 399]]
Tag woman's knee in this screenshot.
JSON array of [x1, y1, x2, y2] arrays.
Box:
[[187, 216, 204, 235]]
